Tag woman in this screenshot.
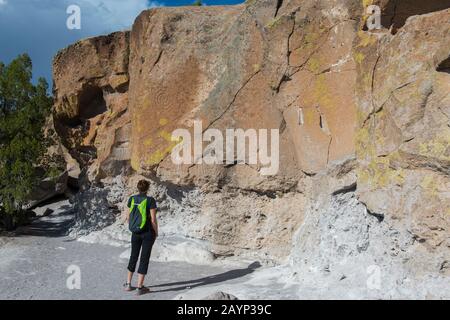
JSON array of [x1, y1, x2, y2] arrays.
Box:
[[123, 179, 158, 296]]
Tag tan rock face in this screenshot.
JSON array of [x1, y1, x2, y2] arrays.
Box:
[[128, 0, 360, 188], [53, 0, 450, 261], [355, 9, 450, 250], [53, 1, 360, 186], [53, 31, 131, 180], [367, 0, 450, 33]]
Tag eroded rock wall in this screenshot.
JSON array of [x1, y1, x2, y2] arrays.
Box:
[[354, 7, 450, 255], [53, 31, 131, 180], [52, 0, 450, 280]]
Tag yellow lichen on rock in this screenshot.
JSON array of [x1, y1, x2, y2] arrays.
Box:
[[419, 128, 450, 161], [363, 156, 405, 189], [265, 16, 283, 29], [159, 118, 169, 126], [307, 57, 321, 74], [143, 137, 153, 147], [357, 31, 377, 48], [420, 175, 439, 198], [355, 126, 374, 159], [354, 52, 365, 65], [313, 74, 334, 111]]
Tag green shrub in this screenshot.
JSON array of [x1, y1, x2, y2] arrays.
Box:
[[0, 54, 52, 229]]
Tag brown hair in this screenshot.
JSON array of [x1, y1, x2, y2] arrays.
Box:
[[137, 179, 150, 193]]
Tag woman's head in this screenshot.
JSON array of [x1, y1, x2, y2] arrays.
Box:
[[137, 179, 150, 194]]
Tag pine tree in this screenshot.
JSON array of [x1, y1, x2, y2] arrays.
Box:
[[0, 54, 52, 229]]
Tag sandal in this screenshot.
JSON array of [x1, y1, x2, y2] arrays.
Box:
[[123, 282, 133, 292], [136, 286, 150, 296]]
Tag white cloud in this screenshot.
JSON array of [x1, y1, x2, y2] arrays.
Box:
[[0, 0, 164, 85], [75, 0, 165, 32], [148, 1, 163, 5]]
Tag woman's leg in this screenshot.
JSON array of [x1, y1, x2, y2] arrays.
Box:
[[127, 233, 143, 283], [137, 232, 156, 287], [127, 271, 133, 285], [137, 273, 145, 289]]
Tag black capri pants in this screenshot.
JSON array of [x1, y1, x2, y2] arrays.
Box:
[[127, 231, 155, 275]]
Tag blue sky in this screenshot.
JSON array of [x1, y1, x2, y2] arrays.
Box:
[[0, 0, 244, 88]]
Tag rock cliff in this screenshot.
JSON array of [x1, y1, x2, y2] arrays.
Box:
[[51, 0, 450, 298]]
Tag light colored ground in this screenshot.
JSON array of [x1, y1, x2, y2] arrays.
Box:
[[2, 199, 448, 300], [0, 201, 266, 300]]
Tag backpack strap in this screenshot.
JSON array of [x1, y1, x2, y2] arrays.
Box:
[[137, 198, 148, 229], [129, 196, 135, 213]]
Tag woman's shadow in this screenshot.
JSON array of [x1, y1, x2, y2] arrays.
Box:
[[149, 261, 261, 293]]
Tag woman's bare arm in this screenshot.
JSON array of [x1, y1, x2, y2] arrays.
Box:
[[122, 203, 130, 225], [150, 208, 158, 237]]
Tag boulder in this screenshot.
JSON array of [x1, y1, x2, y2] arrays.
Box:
[[25, 171, 68, 210]]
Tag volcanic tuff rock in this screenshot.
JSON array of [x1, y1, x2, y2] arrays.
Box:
[[53, 31, 131, 180], [51, 0, 450, 297], [354, 8, 450, 252]]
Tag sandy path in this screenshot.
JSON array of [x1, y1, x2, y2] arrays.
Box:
[[0, 203, 259, 300]]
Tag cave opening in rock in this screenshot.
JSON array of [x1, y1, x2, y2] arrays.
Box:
[[56, 84, 107, 167], [437, 55, 450, 74], [367, 0, 450, 34], [64, 116, 83, 128], [78, 84, 107, 120]]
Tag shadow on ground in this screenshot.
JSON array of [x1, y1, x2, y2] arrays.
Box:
[[15, 206, 74, 238], [149, 261, 261, 293]]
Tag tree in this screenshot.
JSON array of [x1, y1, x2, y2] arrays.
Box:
[[0, 54, 52, 229], [191, 0, 203, 6]]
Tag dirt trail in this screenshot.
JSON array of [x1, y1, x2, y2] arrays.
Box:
[[0, 203, 259, 300]]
